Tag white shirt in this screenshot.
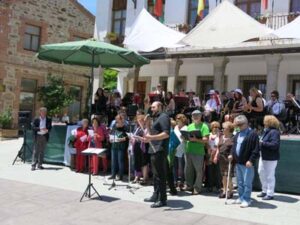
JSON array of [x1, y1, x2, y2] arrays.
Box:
[[267, 100, 282, 115], [39, 116, 46, 129], [205, 99, 218, 111]]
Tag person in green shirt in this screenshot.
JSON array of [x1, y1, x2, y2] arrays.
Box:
[[184, 110, 210, 194]]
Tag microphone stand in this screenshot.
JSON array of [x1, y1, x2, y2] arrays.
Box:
[[104, 121, 138, 193]]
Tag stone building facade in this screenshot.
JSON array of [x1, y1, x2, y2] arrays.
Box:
[[0, 0, 94, 127]]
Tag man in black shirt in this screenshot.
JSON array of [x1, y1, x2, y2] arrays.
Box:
[[144, 101, 170, 208]]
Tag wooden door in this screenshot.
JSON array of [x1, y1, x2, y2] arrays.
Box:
[[137, 81, 147, 101]]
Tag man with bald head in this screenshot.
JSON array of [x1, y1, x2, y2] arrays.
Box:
[[144, 101, 170, 208]]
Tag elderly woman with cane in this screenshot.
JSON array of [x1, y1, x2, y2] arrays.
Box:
[[257, 115, 280, 200], [214, 121, 235, 199]]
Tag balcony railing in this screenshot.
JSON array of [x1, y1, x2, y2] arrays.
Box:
[[257, 12, 300, 30], [166, 12, 300, 35]]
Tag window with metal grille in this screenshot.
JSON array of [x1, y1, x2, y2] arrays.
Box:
[[235, 0, 261, 18], [239, 75, 266, 98]]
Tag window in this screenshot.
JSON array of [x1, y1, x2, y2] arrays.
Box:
[[159, 76, 168, 93], [235, 0, 261, 17], [196, 76, 228, 101], [68, 85, 82, 122], [197, 76, 214, 101], [293, 81, 300, 100], [19, 79, 37, 116], [288, 75, 300, 100], [290, 0, 300, 13], [187, 0, 209, 27], [23, 24, 41, 52], [112, 0, 127, 37], [176, 76, 187, 94], [239, 75, 266, 98]]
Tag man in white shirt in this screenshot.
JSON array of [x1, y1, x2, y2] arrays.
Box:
[[267, 90, 285, 121]]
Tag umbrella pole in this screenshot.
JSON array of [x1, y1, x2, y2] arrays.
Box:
[[88, 51, 95, 120]]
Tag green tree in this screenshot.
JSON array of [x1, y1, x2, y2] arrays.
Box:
[[38, 74, 75, 116], [103, 68, 118, 91]]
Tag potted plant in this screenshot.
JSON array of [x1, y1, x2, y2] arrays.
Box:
[[0, 108, 18, 139], [105, 32, 118, 42]]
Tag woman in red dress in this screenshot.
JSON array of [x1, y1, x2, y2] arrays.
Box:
[[89, 118, 105, 175], [74, 119, 90, 173]]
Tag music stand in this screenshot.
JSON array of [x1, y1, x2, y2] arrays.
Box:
[[12, 126, 31, 165], [287, 98, 300, 135], [80, 148, 106, 202]]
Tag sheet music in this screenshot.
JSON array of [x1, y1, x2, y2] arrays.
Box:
[[82, 148, 107, 155]]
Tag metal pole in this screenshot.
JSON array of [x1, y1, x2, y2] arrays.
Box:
[[271, 0, 275, 16], [88, 51, 95, 120]]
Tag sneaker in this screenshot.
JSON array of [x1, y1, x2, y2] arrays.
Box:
[[262, 195, 274, 200], [37, 165, 44, 170], [231, 198, 242, 204], [31, 166, 36, 171], [257, 192, 267, 198], [240, 201, 251, 208]]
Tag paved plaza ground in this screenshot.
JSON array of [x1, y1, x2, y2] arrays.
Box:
[[0, 138, 299, 225]]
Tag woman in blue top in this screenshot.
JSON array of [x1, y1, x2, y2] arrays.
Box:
[[257, 115, 280, 200]]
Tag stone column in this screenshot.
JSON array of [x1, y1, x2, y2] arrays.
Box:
[[211, 57, 229, 92], [265, 54, 282, 99], [167, 59, 183, 93]]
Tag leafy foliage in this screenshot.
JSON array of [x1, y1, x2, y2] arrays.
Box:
[[0, 108, 13, 129], [38, 74, 75, 116], [103, 68, 118, 91]]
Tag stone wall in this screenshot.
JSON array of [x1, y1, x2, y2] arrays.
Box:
[[0, 0, 95, 127]]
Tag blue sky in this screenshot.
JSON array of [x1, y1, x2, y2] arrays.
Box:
[[78, 0, 97, 15]]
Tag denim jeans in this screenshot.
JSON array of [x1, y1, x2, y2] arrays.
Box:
[[236, 163, 254, 203], [111, 148, 125, 177]]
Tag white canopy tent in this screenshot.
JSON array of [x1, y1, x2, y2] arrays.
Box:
[[272, 15, 300, 39], [181, 0, 272, 48], [123, 9, 186, 52]]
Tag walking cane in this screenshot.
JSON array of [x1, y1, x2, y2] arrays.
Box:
[[225, 161, 232, 205]]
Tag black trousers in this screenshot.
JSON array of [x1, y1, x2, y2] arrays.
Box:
[[150, 151, 167, 202]]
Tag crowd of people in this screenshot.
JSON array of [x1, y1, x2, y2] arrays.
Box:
[[31, 84, 298, 208]]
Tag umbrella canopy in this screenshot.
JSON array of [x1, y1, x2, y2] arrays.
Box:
[[36, 39, 150, 68]]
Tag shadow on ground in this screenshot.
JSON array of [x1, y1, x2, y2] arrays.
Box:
[[80, 195, 120, 203], [164, 199, 194, 211], [251, 199, 277, 209], [273, 195, 299, 203]]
